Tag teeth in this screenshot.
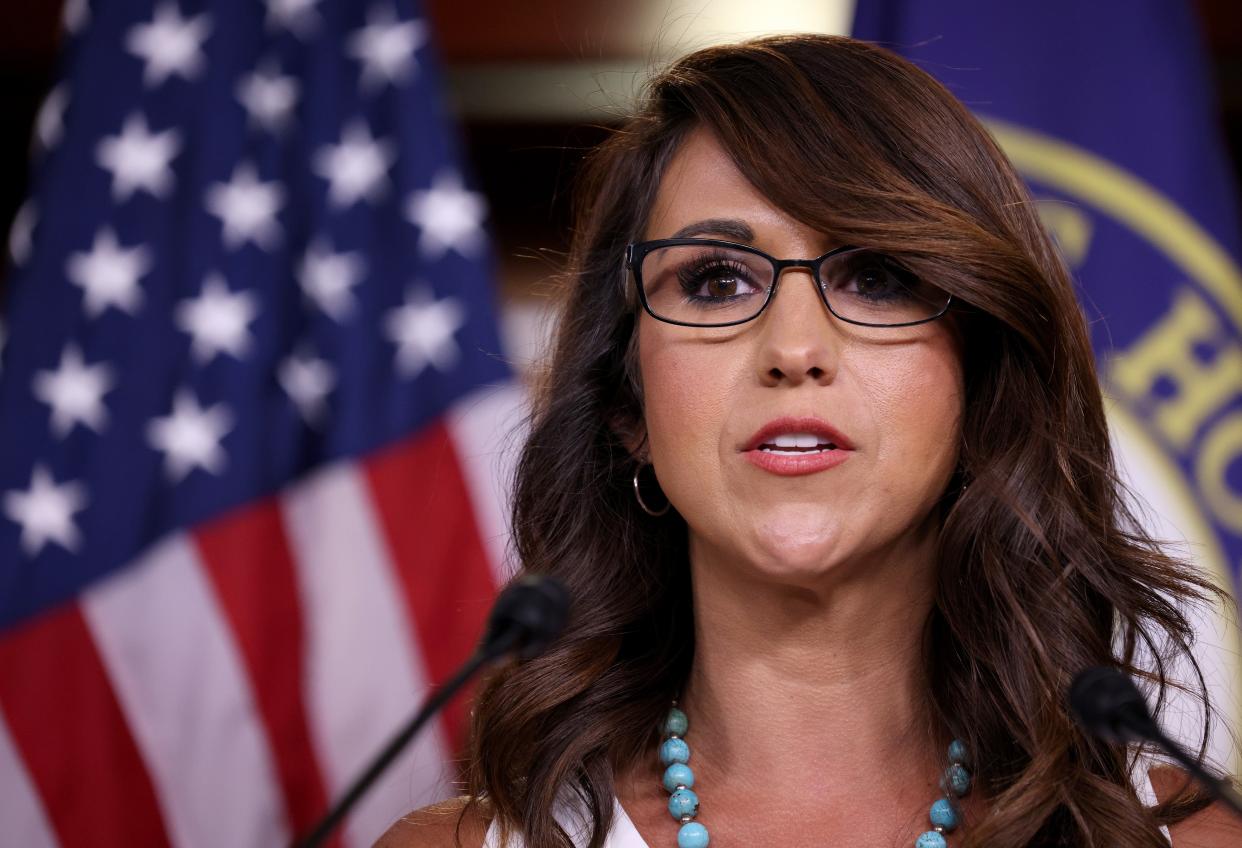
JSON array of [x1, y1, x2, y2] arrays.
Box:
[[770, 433, 831, 449]]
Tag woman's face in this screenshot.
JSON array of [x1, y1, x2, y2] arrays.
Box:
[[636, 128, 964, 585]]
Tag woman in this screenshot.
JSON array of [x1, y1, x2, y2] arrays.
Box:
[[382, 34, 1240, 847]]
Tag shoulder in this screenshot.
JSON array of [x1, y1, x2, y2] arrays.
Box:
[[373, 796, 492, 848], [1149, 764, 1242, 847]]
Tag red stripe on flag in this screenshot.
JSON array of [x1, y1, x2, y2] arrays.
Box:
[[365, 421, 497, 755], [194, 499, 338, 846], [0, 603, 171, 847]]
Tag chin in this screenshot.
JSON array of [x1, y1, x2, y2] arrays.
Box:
[[744, 517, 851, 578]]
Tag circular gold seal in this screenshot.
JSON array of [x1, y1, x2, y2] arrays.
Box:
[[989, 118, 1242, 774]]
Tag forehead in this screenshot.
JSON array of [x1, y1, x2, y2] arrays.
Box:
[[644, 128, 813, 245]]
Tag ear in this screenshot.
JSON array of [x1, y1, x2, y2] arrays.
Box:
[[611, 324, 648, 460], [608, 409, 648, 462]]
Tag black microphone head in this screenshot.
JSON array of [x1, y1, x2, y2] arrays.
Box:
[[482, 575, 570, 660], [1069, 666, 1157, 744]]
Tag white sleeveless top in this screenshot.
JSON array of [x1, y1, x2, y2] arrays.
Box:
[[482, 753, 1174, 847]]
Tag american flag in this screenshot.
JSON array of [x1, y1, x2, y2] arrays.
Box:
[[0, 1, 523, 845]]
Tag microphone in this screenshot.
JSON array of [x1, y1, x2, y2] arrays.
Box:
[[1069, 666, 1242, 820], [295, 575, 571, 848], [479, 573, 571, 661]]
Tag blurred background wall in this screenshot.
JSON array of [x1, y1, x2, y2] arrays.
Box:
[[2, 2, 1236, 371]]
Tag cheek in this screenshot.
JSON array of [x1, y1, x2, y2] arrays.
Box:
[[638, 325, 734, 487], [862, 342, 964, 483]]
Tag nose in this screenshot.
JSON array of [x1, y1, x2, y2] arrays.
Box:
[[754, 265, 841, 387]]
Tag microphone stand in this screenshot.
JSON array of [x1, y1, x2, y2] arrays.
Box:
[[294, 576, 568, 848], [1132, 715, 1242, 818], [1069, 666, 1242, 822]]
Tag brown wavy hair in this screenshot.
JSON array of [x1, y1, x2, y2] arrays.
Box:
[[463, 33, 1228, 847]]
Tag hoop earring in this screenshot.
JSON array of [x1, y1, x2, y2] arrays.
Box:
[[632, 463, 671, 517]]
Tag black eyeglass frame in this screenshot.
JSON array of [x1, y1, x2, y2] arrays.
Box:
[[625, 238, 954, 329]]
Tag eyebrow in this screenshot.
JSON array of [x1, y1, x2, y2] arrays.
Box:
[[667, 218, 755, 242]]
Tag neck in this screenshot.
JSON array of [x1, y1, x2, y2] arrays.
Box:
[[679, 532, 944, 800]]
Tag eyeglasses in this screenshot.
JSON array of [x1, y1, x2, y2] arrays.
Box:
[[625, 238, 953, 328]]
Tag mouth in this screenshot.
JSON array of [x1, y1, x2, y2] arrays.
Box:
[[741, 416, 855, 453], [754, 433, 841, 454], [740, 417, 854, 476]]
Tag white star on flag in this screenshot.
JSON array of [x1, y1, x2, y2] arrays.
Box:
[[299, 238, 365, 321], [279, 348, 336, 424], [205, 163, 285, 250], [3, 465, 88, 557], [96, 113, 182, 201], [66, 227, 152, 318], [63, 0, 90, 35], [236, 63, 299, 133], [126, 2, 212, 87], [404, 170, 487, 259], [345, 6, 428, 91], [384, 286, 465, 377], [175, 273, 260, 363], [32, 345, 116, 438], [147, 389, 234, 482], [35, 84, 69, 152], [9, 200, 35, 267], [265, 0, 320, 37], [312, 120, 395, 208]]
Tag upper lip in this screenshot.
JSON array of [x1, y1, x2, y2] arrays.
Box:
[[741, 416, 856, 452]]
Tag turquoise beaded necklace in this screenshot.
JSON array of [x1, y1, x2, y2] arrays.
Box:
[[658, 703, 973, 848]]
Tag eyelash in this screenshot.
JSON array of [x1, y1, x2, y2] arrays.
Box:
[[676, 254, 758, 301]]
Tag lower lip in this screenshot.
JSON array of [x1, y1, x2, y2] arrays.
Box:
[[742, 448, 852, 476]]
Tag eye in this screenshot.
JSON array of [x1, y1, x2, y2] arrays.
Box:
[[677, 255, 762, 301], [833, 253, 921, 302], [856, 264, 899, 297]]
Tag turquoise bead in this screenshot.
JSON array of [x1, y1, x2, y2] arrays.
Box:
[[678, 821, 710, 848], [947, 739, 969, 766], [664, 707, 689, 737], [660, 737, 690, 766], [668, 787, 699, 820], [663, 762, 695, 792], [929, 798, 959, 831], [915, 832, 947, 848], [944, 763, 972, 797]]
